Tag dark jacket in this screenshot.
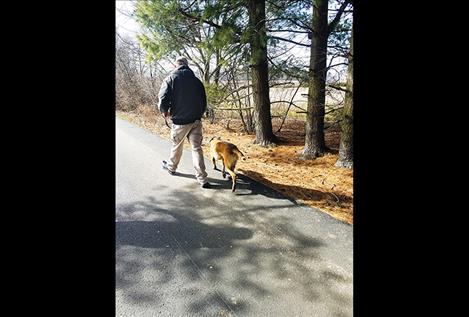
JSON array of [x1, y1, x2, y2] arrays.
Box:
[[158, 65, 207, 125]]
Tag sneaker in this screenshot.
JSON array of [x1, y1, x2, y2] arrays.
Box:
[[201, 182, 212, 189], [162, 160, 175, 175]]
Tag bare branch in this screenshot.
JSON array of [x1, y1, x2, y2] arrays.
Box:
[[116, 32, 135, 47], [178, 8, 223, 30], [327, 62, 349, 70], [267, 29, 310, 34], [269, 36, 310, 47], [277, 81, 304, 132], [268, 45, 297, 60], [116, 6, 133, 18], [328, 0, 352, 35], [325, 106, 343, 115], [217, 107, 253, 111], [182, 0, 198, 11], [266, 1, 312, 31], [267, 55, 308, 82], [271, 101, 306, 112], [327, 84, 348, 92]]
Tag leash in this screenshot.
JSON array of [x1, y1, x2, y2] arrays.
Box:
[[162, 113, 171, 129]]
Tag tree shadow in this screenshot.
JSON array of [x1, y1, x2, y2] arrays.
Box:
[[116, 186, 352, 316], [259, 150, 340, 167], [238, 169, 352, 209], [117, 220, 252, 249], [271, 119, 341, 150]]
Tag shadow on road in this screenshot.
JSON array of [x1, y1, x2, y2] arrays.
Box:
[[116, 186, 352, 316], [168, 170, 300, 203]]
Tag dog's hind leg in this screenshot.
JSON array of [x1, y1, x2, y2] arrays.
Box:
[[212, 157, 217, 170], [225, 165, 237, 192], [222, 159, 226, 178]]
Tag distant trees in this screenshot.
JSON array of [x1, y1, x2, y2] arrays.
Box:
[[116, 34, 165, 111]]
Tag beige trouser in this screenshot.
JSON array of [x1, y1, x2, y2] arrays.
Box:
[[166, 120, 208, 184]]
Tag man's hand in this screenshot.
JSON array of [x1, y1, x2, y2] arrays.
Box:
[[162, 111, 171, 129]]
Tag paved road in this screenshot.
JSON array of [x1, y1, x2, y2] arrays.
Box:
[[116, 118, 353, 317]]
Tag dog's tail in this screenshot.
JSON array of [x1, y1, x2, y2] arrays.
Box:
[[235, 148, 246, 161]]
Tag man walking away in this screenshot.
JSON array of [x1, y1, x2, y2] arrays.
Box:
[[158, 57, 211, 188]]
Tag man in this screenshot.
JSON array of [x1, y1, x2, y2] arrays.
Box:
[[158, 57, 211, 188]]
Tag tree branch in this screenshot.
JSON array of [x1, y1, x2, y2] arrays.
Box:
[[267, 55, 308, 82], [179, 7, 241, 35], [266, 17, 312, 32], [217, 107, 253, 111], [328, 84, 348, 92], [276, 81, 304, 132], [271, 101, 306, 112], [267, 29, 310, 34], [327, 0, 352, 35], [178, 8, 223, 30], [327, 62, 349, 70], [182, 0, 198, 11], [268, 36, 310, 47]]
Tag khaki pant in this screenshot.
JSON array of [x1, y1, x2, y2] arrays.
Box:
[[166, 120, 208, 184]]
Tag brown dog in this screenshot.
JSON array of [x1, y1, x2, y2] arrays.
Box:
[[209, 137, 245, 192]]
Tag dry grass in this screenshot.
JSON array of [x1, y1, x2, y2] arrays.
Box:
[[117, 106, 353, 224]]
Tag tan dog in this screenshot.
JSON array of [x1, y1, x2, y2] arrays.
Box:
[[209, 137, 245, 192]]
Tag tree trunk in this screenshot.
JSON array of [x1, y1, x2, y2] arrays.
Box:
[[247, 0, 277, 147], [335, 27, 353, 168], [214, 49, 221, 86], [302, 0, 328, 159], [204, 58, 210, 84], [246, 67, 254, 133]]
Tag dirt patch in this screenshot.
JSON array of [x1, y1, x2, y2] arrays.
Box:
[[117, 108, 353, 224]]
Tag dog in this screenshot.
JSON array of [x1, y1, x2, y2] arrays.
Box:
[[209, 137, 245, 192]]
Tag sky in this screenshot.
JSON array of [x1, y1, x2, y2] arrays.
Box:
[[116, 1, 139, 40]]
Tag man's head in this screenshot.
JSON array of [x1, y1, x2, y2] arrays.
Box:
[[175, 56, 188, 67]]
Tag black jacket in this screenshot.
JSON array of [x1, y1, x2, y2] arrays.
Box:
[[158, 65, 207, 125]]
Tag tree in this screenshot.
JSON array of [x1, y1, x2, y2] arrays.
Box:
[[335, 26, 352, 168], [116, 34, 164, 111], [195, 0, 279, 145], [135, 0, 237, 86], [247, 0, 278, 146], [302, 0, 351, 159], [135, 0, 279, 146]]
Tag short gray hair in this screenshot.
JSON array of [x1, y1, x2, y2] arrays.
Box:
[[175, 57, 188, 66]]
